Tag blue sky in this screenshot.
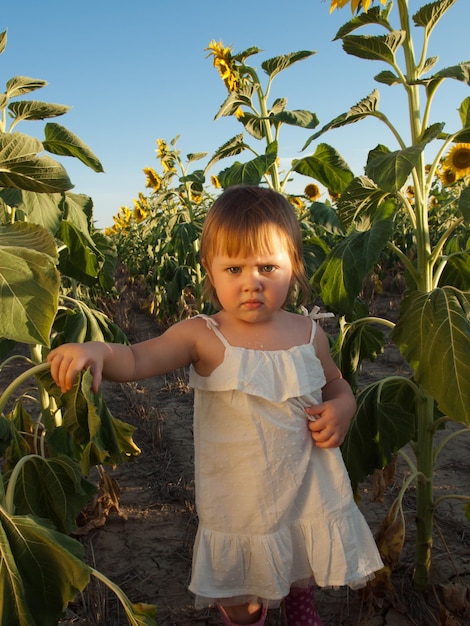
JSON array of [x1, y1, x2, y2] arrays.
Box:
[[3, 0, 469, 228]]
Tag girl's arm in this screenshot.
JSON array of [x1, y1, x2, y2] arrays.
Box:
[[305, 324, 356, 448], [48, 318, 200, 393]]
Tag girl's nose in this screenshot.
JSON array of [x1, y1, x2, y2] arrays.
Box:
[[244, 269, 262, 291]]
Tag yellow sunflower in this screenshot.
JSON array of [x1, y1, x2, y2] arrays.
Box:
[[211, 175, 221, 189], [143, 166, 162, 192], [304, 183, 321, 201], [329, 0, 386, 13], [437, 167, 456, 186], [444, 143, 470, 180], [206, 40, 239, 92]]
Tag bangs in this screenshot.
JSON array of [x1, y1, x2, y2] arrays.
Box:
[[211, 221, 288, 259]]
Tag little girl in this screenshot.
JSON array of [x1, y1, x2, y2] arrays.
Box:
[[48, 186, 383, 626]]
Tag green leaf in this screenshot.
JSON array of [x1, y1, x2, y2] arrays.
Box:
[[439, 250, 470, 290], [0, 30, 7, 56], [186, 152, 208, 163], [40, 369, 140, 475], [341, 31, 406, 64], [0, 222, 59, 345], [52, 300, 128, 346], [57, 221, 101, 284], [365, 144, 424, 192], [8, 455, 95, 533], [334, 6, 391, 40], [413, 0, 458, 34], [217, 151, 277, 188], [214, 89, 254, 120], [5, 76, 48, 98], [292, 143, 354, 195], [333, 321, 386, 390], [205, 134, 247, 173], [392, 288, 470, 424], [261, 50, 316, 79], [337, 176, 397, 229], [0, 189, 62, 234], [302, 91, 379, 151], [342, 377, 418, 489], [308, 202, 345, 236], [0, 132, 72, 192], [0, 508, 90, 626], [271, 109, 319, 130], [43, 123, 104, 173], [315, 218, 394, 316], [459, 186, 470, 223], [374, 70, 401, 86], [8, 101, 70, 123], [432, 62, 470, 86]]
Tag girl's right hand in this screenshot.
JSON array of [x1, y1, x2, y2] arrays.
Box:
[[47, 342, 106, 394]]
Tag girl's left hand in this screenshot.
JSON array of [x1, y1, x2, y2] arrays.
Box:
[[305, 402, 352, 448]]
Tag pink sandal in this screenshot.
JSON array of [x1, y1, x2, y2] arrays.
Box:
[[216, 603, 268, 626]]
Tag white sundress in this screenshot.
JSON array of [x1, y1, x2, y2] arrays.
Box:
[[188, 315, 383, 608]]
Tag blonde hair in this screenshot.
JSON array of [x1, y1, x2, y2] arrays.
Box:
[[200, 186, 310, 308]]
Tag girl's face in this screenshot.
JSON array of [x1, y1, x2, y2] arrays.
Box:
[[206, 234, 294, 323]]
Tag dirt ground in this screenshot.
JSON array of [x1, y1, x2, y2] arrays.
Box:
[[39, 291, 470, 625]]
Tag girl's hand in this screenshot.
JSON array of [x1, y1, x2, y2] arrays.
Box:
[[47, 342, 106, 394], [305, 400, 353, 448]]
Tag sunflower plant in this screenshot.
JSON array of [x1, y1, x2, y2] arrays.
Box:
[[307, 0, 470, 593], [109, 136, 215, 323], [0, 29, 156, 625], [205, 40, 356, 201]]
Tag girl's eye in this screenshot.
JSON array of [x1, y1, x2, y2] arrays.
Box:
[[261, 265, 276, 273], [227, 267, 241, 274]]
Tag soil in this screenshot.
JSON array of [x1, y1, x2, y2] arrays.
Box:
[[5, 286, 470, 626]]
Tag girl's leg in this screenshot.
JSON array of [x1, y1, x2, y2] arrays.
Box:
[[216, 601, 267, 626], [283, 585, 324, 626]]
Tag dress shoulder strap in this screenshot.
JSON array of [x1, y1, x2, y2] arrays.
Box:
[[194, 314, 231, 348]]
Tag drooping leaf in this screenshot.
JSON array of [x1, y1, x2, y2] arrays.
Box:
[[0, 508, 90, 626], [43, 123, 104, 173], [0, 222, 59, 345], [392, 287, 470, 424], [217, 150, 277, 188], [214, 89, 253, 120], [0, 132, 72, 192], [57, 220, 101, 284], [261, 50, 316, 79], [333, 320, 386, 390], [292, 143, 354, 195], [365, 144, 424, 192], [337, 176, 397, 229], [7, 455, 95, 533], [308, 201, 345, 236], [315, 218, 394, 316], [40, 369, 140, 476], [342, 377, 419, 489], [0, 189, 62, 234]]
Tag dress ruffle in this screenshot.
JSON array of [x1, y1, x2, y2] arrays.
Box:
[[190, 340, 326, 403], [189, 504, 383, 608]]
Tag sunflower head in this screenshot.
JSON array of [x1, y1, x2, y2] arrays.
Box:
[[444, 143, 470, 180], [304, 183, 321, 201], [206, 39, 239, 92], [329, 0, 386, 13], [143, 166, 162, 192]]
